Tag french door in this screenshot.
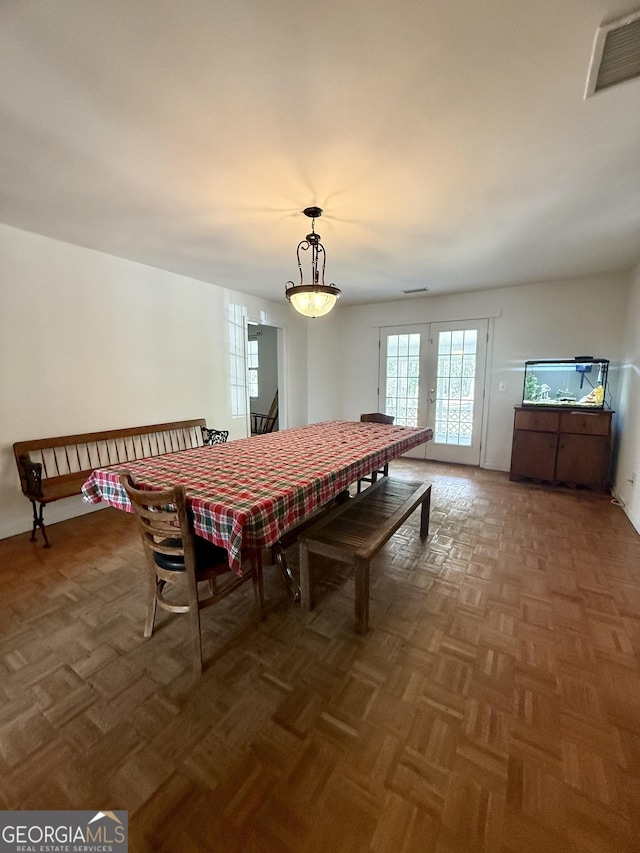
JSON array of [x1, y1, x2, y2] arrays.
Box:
[[379, 320, 488, 465]]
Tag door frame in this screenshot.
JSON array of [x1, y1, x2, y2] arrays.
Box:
[[246, 318, 286, 436]]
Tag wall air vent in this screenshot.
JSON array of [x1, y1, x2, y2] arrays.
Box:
[[585, 8, 640, 97], [402, 287, 431, 294]]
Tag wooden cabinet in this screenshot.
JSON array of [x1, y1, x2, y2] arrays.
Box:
[[510, 407, 612, 490]]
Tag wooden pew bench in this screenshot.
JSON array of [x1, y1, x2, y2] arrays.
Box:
[[13, 418, 207, 547], [298, 477, 432, 633]]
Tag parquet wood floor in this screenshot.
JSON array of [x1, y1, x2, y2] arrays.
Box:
[[1, 460, 640, 852]]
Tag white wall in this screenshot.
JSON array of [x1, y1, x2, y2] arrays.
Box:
[[308, 273, 631, 472], [307, 318, 344, 423], [0, 223, 308, 540], [613, 261, 640, 532], [2, 220, 636, 542]]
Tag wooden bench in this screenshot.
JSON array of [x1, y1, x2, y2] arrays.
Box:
[[13, 418, 207, 547], [298, 477, 432, 633]]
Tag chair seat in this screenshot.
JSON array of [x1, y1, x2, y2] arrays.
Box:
[[153, 536, 228, 572]]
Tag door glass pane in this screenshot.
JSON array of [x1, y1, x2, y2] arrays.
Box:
[[434, 329, 478, 446], [228, 303, 248, 418], [385, 333, 420, 426], [247, 339, 259, 398]]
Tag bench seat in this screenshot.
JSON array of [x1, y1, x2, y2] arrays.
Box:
[[13, 418, 207, 547], [30, 472, 90, 504], [298, 477, 432, 632]]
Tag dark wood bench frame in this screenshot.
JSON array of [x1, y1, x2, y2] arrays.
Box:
[[299, 477, 432, 633], [13, 418, 207, 547]]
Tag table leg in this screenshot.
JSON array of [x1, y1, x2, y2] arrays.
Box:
[[299, 541, 314, 611], [272, 542, 301, 602]]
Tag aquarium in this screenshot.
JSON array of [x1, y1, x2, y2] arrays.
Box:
[[521, 357, 609, 409]]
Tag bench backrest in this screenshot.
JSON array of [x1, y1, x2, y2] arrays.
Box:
[[13, 419, 207, 499]]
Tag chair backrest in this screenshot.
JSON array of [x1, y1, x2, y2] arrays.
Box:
[[120, 473, 197, 575], [201, 427, 229, 445], [251, 413, 277, 435], [360, 412, 394, 424]]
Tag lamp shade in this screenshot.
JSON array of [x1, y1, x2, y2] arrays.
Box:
[[286, 284, 341, 318]]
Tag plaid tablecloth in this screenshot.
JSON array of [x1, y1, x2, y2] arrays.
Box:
[[81, 420, 432, 574]]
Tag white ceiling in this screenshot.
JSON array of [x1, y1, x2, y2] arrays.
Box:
[[1, 0, 639, 306]]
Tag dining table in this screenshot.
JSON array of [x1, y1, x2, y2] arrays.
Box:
[[81, 419, 433, 597]]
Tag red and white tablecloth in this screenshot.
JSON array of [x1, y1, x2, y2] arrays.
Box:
[[81, 419, 432, 574]]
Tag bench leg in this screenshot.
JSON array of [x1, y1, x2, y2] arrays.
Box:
[[354, 556, 370, 633], [299, 541, 314, 611], [30, 500, 51, 548], [420, 486, 432, 539]]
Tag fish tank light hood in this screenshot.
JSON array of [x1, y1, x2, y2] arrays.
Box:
[[521, 357, 609, 409]]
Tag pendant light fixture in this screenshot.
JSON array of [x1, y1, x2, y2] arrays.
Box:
[[285, 207, 341, 318]]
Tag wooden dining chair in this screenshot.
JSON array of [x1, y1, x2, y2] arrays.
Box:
[[121, 473, 265, 675], [357, 412, 395, 493], [360, 412, 394, 425], [250, 412, 277, 435]]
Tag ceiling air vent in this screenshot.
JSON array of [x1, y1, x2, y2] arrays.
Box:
[[585, 8, 640, 97], [402, 287, 430, 294]]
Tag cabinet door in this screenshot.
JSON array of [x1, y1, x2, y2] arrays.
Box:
[[511, 430, 558, 481], [556, 434, 609, 486]]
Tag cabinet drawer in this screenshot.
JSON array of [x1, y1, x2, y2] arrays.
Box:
[[559, 411, 611, 436], [514, 410, 560, 432]]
